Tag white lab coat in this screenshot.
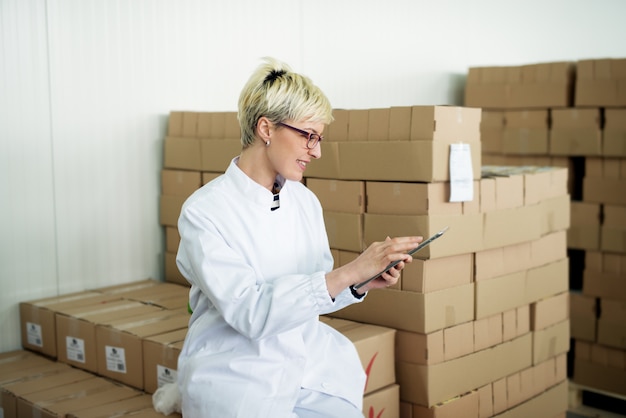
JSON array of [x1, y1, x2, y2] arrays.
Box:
[[176, 158, 367, 417]]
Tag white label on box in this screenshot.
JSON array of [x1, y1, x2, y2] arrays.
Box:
[[26, 322, 43, 347], [157, 364, 178, 388], [66, 336, 86, 363], [449, 143, 474, 202], [105, 345, 127, 374]]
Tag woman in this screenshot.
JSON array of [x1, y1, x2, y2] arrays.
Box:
[[161, 57, 422, 417]]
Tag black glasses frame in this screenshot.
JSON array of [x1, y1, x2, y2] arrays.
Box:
[[278, 122, 323, 149]]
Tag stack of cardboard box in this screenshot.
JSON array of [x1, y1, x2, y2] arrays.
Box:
[[465, 58, 626, 403], [305, 105, 571, 417]]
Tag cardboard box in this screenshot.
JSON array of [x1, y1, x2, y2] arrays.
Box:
[[366, 181, 463, 216], [583, 269, 626, 302], [322, 318, 396, 395], [583, 177, 626, 206], [196, 112, 211, 138], [474, 313, 504, 352], [532, 320, 570, 365], [530, 292, 569, 331], [306, 140, 482, 183], [363, 384, 400, 418], [492, 380, 567, 418], [166, 226, 180, 253], [573, 358, 626, 397], [200, 138, 241, 172], [597, 298, 626, 349], [483, 204, 541, 251], [163, 137, 202, 170], [401, 253, 473, 293], [569, 291, 597, 342], [389, 106, 412, 141], [165, 251, 188, 286], [364, 213, 483, 259], [568, 201, 601, 250], [324, 211, 364, 252], [16, 376, 139, 418], [168, 111, 183, 136], [159, 194, 187, 227], [19, 292, 121, 358], [55, 300, 163, 372], [601, 204, 626, 253], [395, 329, 444, 366], [161, 169, 202, 197], [575, 58, 626, 107], [368, 108, 391, 141], [465, 62, 574, 109], [550, 108, 602, 156], [410, 106, 481, 142], [397, 333, 532, 407], [329, 284, 474, 334], [347, 109, 369, 141], [202, 171, 222, 184], [223, 112, 240, 139], [530, 230, 567, 270], [502, 110, 549, 155], [95, 309, 190, 389], [143, 328, 188, 394], [525, 258, 569, 306], [603, 108, 626, 156], [538, 194, 570, 237], [306, 178, 365, 213], [66, 393, 155, 418], [475, 271, 526, 319], [328, 109, 349, 141], [412, 390, 479, 418], [480, 111, 505, 154]]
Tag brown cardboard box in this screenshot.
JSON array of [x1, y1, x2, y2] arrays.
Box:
[[412, 390, 479, 418], [475, 271, 526, 319], [19, 292, 121, 358], [329, 284, 474, 334], [111, 282, 189, 307], [368, 108, 390, 141], [397, 333, 532, 407], [569, 291, 597, 342], [410, 106, 481, 142], [202, 171, 222, 184], [159, 194, 186, 227], [55, 300, 163, 372], [223, 112, 240, 139], [161, 169, 202, 197], [502, 110, 550, 155], [530, 230, 567, 270], [475, 242, 530, 282], [575, 58, 626, 107], [550, 108, 602, 156], [323, 211, 364, 252], [200, 138, 241, 172], [583, 177, 626, 206], [530, 292, 569, 331], [348, 109, 369, 141], [583, 269, 626, 302], [196, 112, 211, 138], [328, 109, 349, 141], [603, 108, 626, 156], [389, 106, 412, 141], [474, 313, 504, 352], [181, 112, 198, 138], [16, 376, 139, 418], [168, 111, 183, 136], [143, 328, 187, 394], [492, 380, 567, 418], [532, 320, 570, 365], [480, 110, 505, 154], [395, 329, 444, 366], [483, 204, 542, 251], [525, 258, 569, 306], [597, 298, 626, 349], [208, 112, 226, 139], [363, 384, 400, 418], [401, 253, 472, 293], [2, 367, 95, 418], [365, 181, 463, 216], [568, 201, 601, 250], [165, 251, 187, 286], [96, 309, 190, 389], [573, 358, 626, 397], [364, 213, 483, 259], [163, 137, 202, 170], [601, 204, 626, 253], [465, 62, 574, 109], [66, 393, 154, 418], [92, 278, 161, 295], [166, 226, 180, 253], [306, 178, 365, 213]]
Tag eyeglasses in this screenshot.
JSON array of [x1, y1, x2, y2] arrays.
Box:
[[278, 122, 323, 149]]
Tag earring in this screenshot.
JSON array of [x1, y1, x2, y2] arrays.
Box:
[[265, 141, 270, 147]]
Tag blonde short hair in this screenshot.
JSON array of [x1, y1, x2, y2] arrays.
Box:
[[237, 57, 333, 147]]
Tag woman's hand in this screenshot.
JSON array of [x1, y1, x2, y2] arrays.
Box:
[[351, 235, 422, 294]]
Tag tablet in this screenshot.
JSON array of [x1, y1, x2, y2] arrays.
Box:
[[352, 226, 449, 290]]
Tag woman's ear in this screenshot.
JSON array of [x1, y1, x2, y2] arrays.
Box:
[[256, 116, 272, 142]]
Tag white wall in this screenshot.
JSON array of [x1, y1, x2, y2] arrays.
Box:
[[1, 0, 625, 352]]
